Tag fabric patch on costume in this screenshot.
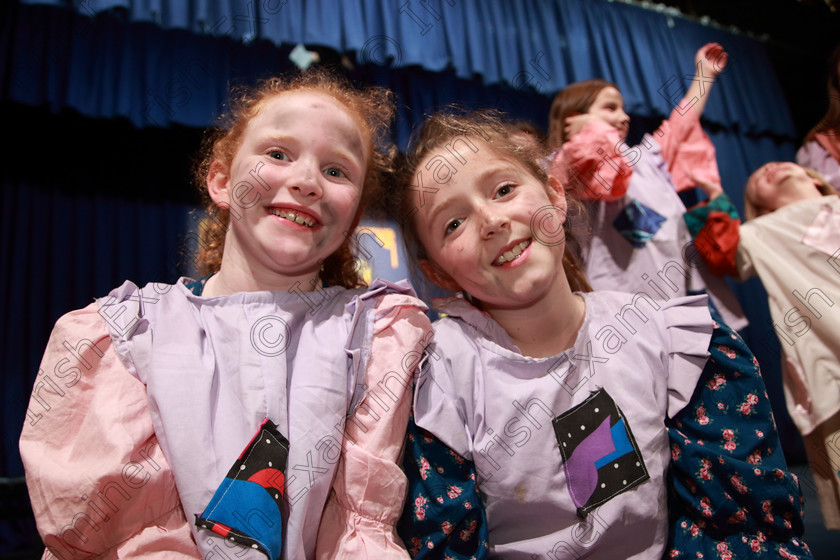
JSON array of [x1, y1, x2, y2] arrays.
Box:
[[553, 389, 649, 518], [613, 199, 667, 248], [196, 419, 288, 559], [801, 202, 840, 257]]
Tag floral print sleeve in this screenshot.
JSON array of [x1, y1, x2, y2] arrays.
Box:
[[397, 416, 489, 559], [666, 310, 813, 559]]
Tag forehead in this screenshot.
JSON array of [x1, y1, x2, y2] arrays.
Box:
[[413, 140, 524, 208], [248, 90, 367, 154], [592, 86, 623, 105]]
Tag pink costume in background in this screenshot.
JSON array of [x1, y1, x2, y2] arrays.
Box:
[[550, 99, 747, 331], [21, 278, 430, 559], [414, 291, 713, 558]]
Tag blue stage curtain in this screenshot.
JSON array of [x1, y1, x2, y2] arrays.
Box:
[[17, 0, 795, 137], [3, 0, 808, 482]]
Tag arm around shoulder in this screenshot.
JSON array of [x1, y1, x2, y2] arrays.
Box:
[[316, 293, 432, 560], [20, 303, 198, 558]]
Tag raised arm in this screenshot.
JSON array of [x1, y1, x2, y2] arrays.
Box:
[[685, 42, 728, 119], [683, 174, 742, 278]]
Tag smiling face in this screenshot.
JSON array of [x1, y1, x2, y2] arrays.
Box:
[[587, 86, 630, 139], [207, 90, 368, 287], [413, 140, 569, 311], [745, 161, 822, 218]]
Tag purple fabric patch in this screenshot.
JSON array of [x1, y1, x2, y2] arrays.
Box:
[[553, 389, 649, 518], [565, 416, 615, 509]]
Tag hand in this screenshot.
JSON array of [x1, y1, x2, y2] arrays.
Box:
[[695, 42, 728, 80], [564, 113, 604, 140], [688, 171, 724, 199]]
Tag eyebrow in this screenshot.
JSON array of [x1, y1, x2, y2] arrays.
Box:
[[421, 163, 521, 231]]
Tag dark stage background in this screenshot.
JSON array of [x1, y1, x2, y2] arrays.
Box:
[[2, 0, 838, 554]]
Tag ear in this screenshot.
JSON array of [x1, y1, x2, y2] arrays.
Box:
[[418, 259, 462, 293], [207, 160, 231, 208], [547, 175, 569, 223]]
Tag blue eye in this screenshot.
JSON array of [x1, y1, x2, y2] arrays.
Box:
[[324, 167, 347, 179], [269, 150, 289, 161], [445, 218, 463, 235]]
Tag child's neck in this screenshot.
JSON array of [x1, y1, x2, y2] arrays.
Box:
[[203, 260, 322, 296], [483, 280, 586, 359]]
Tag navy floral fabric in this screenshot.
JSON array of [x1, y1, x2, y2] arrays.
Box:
[[399, 313, 812, 559], [398, 418, 489, 559], [666, 312, 812, 559]]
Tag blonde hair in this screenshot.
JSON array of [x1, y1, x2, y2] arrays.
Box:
[[192, 69, 395, 288], [744, 166, 836, 221], [392, 108, 592, 299]]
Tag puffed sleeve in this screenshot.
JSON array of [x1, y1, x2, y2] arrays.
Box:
[[396, 335, 488, 559], [19, 303, 199, 558], [683, 193, 742, 278], [657, 97, 722, 192], [315, 294, 432, 560], [665, 311, 813, 559], [555, 119, 633, 202], [660, 295, 715, 419]]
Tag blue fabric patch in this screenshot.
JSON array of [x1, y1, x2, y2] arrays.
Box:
[[196, 419, 288, 559], [613, 199, 667, 248]]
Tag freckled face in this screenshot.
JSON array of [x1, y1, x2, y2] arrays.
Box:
[[413, 141, 568, 311], [745, 162, 822, 216], [209, 91, 368, 279], [587, 87, 630, 139]]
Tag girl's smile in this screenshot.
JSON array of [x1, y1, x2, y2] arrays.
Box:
[[414, 140, 569, 311], [207, 90, 368, 291]]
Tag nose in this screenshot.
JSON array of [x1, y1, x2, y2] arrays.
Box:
[[618, 110, 629, 127], [479, 205, 509, 239], [290, 158, 323, 199]]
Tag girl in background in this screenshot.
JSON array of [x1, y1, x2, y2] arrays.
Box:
[[687, 162, 840, 531], [21, 70, 430, 559], [395, 110, 811, 559], [797, 44, 840, 191], [547, 43, 747, 332]]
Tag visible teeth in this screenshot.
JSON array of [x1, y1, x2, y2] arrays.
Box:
[[270, 209, 315, 227], [496, 240, 531, 264]]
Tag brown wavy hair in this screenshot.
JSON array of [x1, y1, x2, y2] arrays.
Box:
[[392, 108, 591, 299], [548, 79, 617, 148], [192, 69, 395, 289]]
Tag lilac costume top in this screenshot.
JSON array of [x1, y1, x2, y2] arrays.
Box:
[[797, 137, 840, 192], [21, 277, 429, 559], [413, 291, 713, 558]]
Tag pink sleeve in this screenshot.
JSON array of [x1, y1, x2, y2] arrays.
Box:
[[560, 119, 633, 201], [657, 97, 721, 192], [19, 304, 200, 559], [315, 294, 432, 560]]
